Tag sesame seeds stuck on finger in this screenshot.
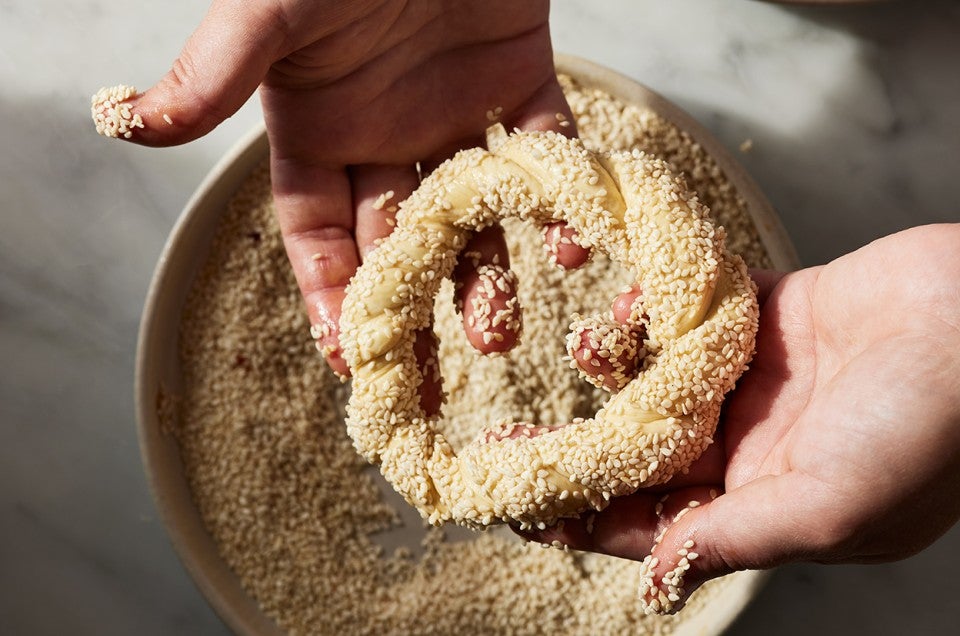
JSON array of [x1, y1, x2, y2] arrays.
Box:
[[90, 85, 144, 139], [172, 73, 770, 633], [467, 264, 521, 353]]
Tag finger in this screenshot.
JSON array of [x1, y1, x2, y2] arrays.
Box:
[[482, 422, 566, 444], [566, 286, 647, 392], [517, 485, 721, 559], [638, 471, 831, 614], [565, 317, 642, 392], [612, 285, 645, 326], [504, 74, 578, 139], [507, 76, 593, 270], [413, 328, 443, 416], [748, 268, 788, 306], [421, 78, 590, 267], [350, 164, 420, 260], [454, 226, 522, 355], [93, 0, 282, 145], [273, 159, 355, 379], [542, 222, 591, 270], [518, 491, 661, 552]]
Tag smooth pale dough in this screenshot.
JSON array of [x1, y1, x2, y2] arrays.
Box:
[[339, 126, 759, 529]]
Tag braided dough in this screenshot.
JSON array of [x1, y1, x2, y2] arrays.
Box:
[[340, 126, 759, 528]]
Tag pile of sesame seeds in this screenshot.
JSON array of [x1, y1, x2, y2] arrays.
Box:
[[90, 85, 144, 139], [167, 74, 770, 634]]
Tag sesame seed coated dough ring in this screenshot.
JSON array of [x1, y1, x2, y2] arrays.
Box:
[[340, 125, 759, 529]]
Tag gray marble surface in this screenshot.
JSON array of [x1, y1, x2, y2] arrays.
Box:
[[2, 0, 958, 634]]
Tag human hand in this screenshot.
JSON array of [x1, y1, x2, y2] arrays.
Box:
[[111, 0, 588, 409], [528, 224, 960, 613]]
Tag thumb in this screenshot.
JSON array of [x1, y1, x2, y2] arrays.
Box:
[[91, 0, 283, 146], [639, 471, 831, 615]]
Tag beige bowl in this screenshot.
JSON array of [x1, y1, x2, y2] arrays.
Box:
[[136, 54, 800, 635]]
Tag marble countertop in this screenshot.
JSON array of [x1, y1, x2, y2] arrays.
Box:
[[2, 1, 958, 633]]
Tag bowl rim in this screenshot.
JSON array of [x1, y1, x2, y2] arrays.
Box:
[[135, 53, 796, 636], [135, 121, 284, 636]]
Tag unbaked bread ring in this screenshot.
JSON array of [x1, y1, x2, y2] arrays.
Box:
[[339, 125, 759, 529]]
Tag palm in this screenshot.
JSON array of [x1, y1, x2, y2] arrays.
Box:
[[260, 0, 561, 165]]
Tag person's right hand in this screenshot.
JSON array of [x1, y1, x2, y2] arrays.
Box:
[[117, 0, 588, 410], [533, 224, 960, 612]]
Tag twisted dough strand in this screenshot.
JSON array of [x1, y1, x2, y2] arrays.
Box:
[[340, 126, 758, 528]]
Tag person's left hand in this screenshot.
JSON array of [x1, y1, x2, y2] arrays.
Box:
[[113, 0, 588, 411]]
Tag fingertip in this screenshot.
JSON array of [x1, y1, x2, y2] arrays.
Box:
[[516, 515, 594, 552], [90, 84, 206, 147], [463, 271, 522, 354], [543, 223, 591, 270], [90, 85, 148, 142], [90, 68, 247, 148], [92, 1, 283, 147]]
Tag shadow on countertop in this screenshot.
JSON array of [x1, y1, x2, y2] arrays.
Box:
[[666, 0, 960, 268]]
